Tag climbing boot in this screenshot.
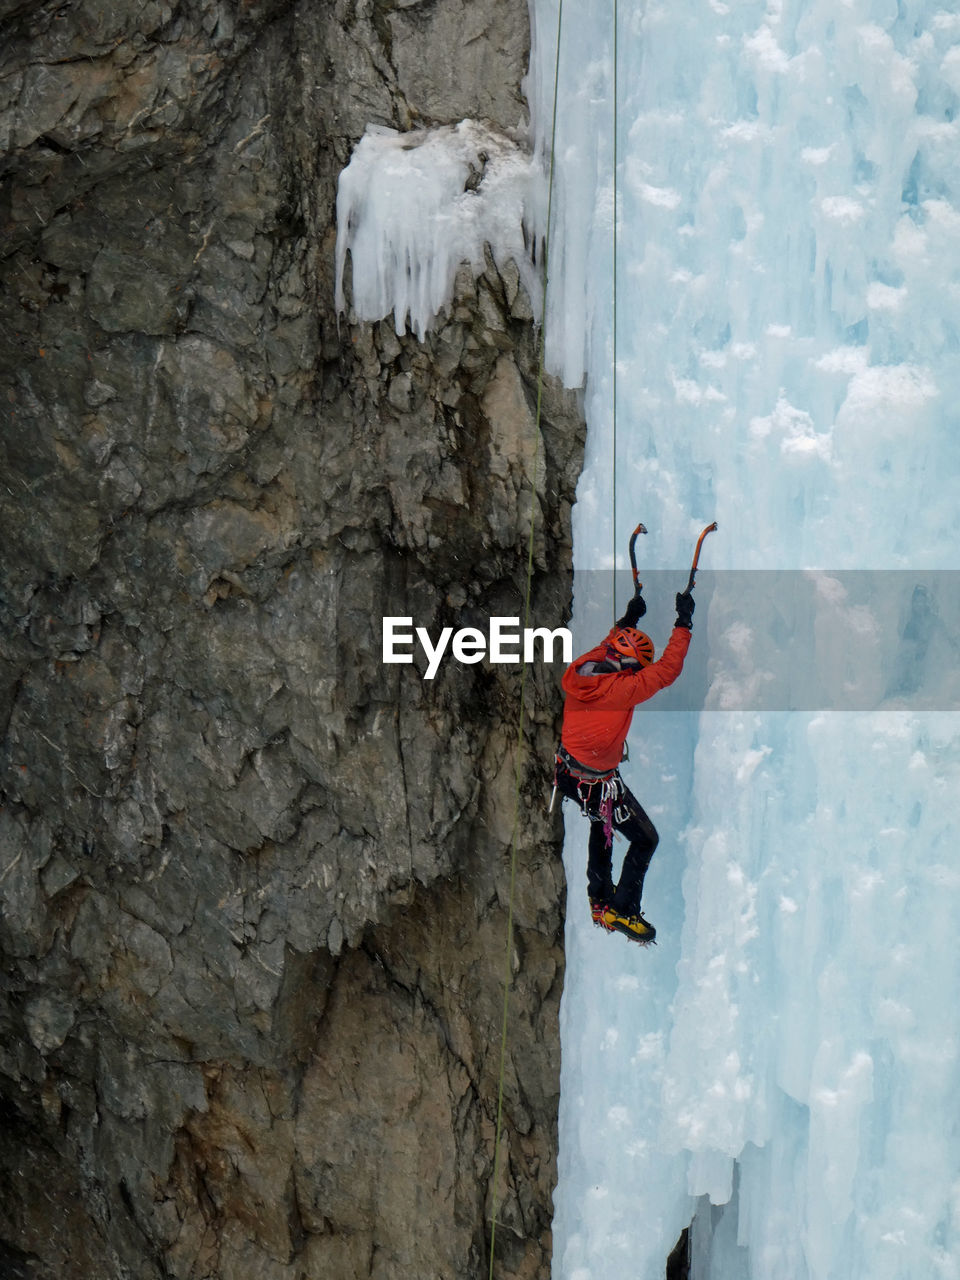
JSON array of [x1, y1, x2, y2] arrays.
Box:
[[600, 906, 657, 946]]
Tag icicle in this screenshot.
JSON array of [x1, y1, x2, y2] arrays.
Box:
[[334, 120, 543, 340]]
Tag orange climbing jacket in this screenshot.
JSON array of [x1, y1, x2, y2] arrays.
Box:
[[560, 626, 691, 774]]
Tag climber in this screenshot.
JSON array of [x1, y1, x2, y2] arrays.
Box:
[[555, 586, 694, 945]]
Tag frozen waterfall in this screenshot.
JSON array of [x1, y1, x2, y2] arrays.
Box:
[[527, 1, 960, 1278]]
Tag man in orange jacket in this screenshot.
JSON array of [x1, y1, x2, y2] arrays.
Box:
[[556, 587, 694, 944]]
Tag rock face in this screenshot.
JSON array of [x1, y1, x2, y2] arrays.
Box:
[[0, 2, 583, 1279]]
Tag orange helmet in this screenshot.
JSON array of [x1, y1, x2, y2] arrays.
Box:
[[609, 627, 655, 667]]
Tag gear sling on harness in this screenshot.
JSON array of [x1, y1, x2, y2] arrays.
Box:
[[555, 744, 626, 848], [554, 744, 660, 913]]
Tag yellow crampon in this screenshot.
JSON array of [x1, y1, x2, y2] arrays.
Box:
[[598, 906, 657, 946]]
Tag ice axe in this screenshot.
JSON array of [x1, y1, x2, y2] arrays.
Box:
[[685, 522, 718, 594], [628, 521, 648, 591]]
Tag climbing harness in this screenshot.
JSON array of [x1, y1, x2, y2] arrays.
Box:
[[554, 732, 625, 808], [556, 742, 615, 783], [553, 746, 628, 850]]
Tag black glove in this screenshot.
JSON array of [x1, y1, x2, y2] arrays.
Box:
[[675, 591, 694, 629], [616, 589, 647, 629]]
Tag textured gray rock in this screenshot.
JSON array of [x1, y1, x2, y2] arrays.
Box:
[[0, 1, 583, 1277]]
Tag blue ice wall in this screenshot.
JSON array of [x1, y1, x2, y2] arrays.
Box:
[[527, 2, 960, 1277]]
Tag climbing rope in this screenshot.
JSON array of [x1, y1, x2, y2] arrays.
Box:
[[487, 1, 565, 1275], [612, 0, 620, 623]]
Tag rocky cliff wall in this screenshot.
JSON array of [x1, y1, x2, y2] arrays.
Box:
[[0, 2, 584, 1277]]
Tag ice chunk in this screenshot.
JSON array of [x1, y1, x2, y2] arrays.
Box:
[[334, 120, 542, 339]]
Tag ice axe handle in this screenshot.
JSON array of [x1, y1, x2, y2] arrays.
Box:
[[685, 522, 718, 593], [628, 522, 648, 591]]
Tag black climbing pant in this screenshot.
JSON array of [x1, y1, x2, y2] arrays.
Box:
[[555, 760, 659, 914]]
